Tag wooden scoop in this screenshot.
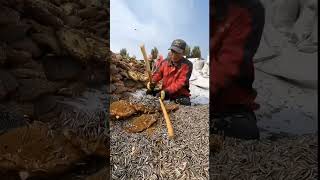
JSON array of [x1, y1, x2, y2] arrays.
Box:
[[140, 44, 152, 83], [159, 98, 174, 139]]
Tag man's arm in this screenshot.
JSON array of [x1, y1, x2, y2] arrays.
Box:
[[211, 7, 264, 95], [151, 61, 163, 84], [165, 62, 193, 94]]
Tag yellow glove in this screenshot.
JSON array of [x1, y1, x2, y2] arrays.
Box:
[[147, 82, 155, 91], [157, 90, 166, 100]]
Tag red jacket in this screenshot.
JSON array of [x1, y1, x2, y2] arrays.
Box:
[[152, 58, 193, 99], [211, 1, 265, 113], [155, 55, 164, 68]]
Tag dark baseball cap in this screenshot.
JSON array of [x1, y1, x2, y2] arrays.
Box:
[[168, 39, 187, 54]]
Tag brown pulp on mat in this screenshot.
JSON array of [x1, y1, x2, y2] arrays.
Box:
[[110, 100, 136, 119], [0, 122, 85, 175], [124, 114, 158, 133], [132, 101, 179, 113], [110, 99, 179, 134], [164, 103, 179, 112], [132, 103, 158, 113]]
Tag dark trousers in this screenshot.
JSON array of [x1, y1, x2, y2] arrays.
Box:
[[146, 90, 191, 106], [210, 107, 260, 140], [171, 96, 191, 106]]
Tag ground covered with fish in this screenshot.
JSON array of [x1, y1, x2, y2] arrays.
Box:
[[111, 100, 318, 180], [210, 134, 318, 180], [110, 104, 209, 179]]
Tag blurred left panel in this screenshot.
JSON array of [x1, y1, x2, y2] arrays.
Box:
[[0, 0, 110, 179]]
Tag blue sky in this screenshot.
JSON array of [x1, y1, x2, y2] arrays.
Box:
[[110, 0, 209, 60]]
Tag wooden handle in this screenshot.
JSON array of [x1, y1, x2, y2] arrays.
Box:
[[159, 98, 174, 139], [140, 44, 152, 82]]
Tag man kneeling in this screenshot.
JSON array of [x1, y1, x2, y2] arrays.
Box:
[[146, 39, 193, 106]]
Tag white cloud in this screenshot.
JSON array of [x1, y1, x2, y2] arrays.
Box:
[[110, 0, 206, 59]]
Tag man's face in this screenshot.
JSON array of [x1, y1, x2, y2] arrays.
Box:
[[167, 51, 172, 59], [171, 50, 183, 63]]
